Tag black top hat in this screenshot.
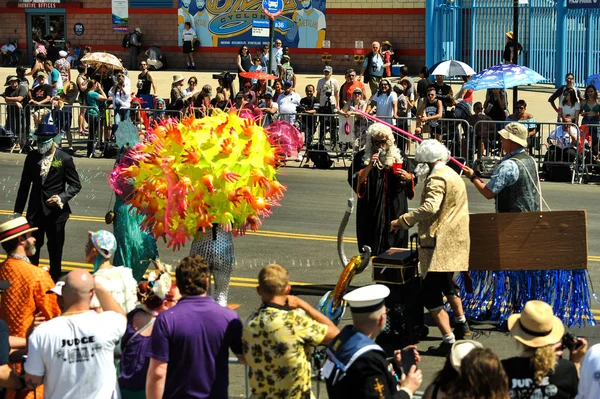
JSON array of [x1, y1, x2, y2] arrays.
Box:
[[34, 123, 59, 139]]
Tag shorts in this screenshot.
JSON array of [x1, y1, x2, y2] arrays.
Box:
[[183, 41, 193, 54], [420, 271, 459, 310]]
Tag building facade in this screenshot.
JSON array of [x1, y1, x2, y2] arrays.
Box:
[[0, 0, 426, 73]]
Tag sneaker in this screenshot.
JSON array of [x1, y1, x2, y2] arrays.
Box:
[[425, 341, 453, 357], [191, 65, 196, 70], [454, 321, 471, 340]]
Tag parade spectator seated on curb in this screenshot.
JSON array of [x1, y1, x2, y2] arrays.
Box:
[[544, 115, 579, 181], [243, 264, 339, 399], [549, 73, 584, 121], [502, 300, 587, 399], [23, 270, 127, 399], [146, 255, 245, 399]]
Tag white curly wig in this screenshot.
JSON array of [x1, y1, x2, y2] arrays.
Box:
[[415, 139, 450, 164], [362, 123, 403, 167]]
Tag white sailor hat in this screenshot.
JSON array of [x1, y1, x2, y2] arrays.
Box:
[[343, 284, 390, 313]]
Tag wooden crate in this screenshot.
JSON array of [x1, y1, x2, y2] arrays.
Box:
[[469, 211, 587, 271]]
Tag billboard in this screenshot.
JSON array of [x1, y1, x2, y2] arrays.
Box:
[[177, 0, 327, 48]]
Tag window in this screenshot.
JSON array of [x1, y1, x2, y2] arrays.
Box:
[[129, 0, 172, 8]]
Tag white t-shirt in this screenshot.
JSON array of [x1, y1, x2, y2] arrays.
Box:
[[25, 311, 126, 399], [90, 267, 138, 313], [182, 27, 196, 43], [560, 102, 580, 119], [372, 91, 398, 119], [277, 92, 301, 124], [317, 77, 339, 107]]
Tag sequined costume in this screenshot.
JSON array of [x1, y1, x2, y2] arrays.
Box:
[[0, 256, 61, 399], [113, 194, 159, 281], [189, 225, 234, 306]]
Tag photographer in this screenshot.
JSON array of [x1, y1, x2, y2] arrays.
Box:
[[316, 66, 339, 147], [503, 300, 587, 398], [108, 72, 131, 124]]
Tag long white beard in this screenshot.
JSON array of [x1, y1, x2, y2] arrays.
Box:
[[414, 163, 430, 178]]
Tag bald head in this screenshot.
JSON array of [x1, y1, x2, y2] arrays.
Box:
[[62, 269, 95, 306]]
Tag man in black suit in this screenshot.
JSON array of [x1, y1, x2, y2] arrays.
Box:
[[14, 123, 81, 281]]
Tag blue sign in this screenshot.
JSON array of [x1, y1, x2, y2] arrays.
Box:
[[567, 0, 599, 8], [252, 19, 270, 28], [262, 0, 284, 18]]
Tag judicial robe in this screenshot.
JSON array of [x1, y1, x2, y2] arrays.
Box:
[[348, 150, 415, 256]]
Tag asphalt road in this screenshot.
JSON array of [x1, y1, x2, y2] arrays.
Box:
[[0, 152, 599, 398]]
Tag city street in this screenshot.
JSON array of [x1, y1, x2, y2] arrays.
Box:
[[0, 152, 598, 397]]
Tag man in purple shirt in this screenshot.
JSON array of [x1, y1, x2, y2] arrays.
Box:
[[146, 255, 245, 399]]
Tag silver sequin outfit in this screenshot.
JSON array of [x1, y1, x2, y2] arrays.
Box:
[[189, 225, 234, 306]]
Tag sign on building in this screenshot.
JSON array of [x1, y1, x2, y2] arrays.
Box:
[[177, 0, 327, 48]]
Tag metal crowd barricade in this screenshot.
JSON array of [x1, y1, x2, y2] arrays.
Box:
[[0, 102, 24, 152], [582, 123, 600, 184], [471, 120, 583, 184], [279, 112, 354, 167]]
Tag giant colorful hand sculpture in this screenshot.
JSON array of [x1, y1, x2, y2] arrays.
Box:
[[110, 110, 287, 250]]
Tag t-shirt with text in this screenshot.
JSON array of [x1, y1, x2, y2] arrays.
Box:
[[502, 356, 579, 399], [25, 311, 126, 399]]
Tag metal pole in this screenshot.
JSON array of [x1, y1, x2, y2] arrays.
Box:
[[555, 0, 567, 88], [512, 0, 519, 112], [269, 17, 275, 75], [426, 0, 436, 66]]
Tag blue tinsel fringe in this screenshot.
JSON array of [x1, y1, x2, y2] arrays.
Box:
[[456, 270, 596, 328]]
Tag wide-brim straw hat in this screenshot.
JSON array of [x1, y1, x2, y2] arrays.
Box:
[[172, 74, 185, 85], [499, 122, 528, 148], [508, 300, 565, 348], [0, 217, 38, 243], [506, 31, 514, 39]]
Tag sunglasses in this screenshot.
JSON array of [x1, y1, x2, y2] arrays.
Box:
[[373, 139, 387, 145], [427, 94, 436, 97], [244, 85, 252, 88], [566, 78, 574, 81]]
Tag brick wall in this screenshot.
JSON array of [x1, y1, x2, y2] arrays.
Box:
[[0, 0, 426, 74]]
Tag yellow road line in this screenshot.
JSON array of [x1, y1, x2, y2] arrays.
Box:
[[0, 210, 358, 243]]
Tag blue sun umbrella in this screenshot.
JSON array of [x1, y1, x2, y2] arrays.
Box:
[[462, 64, 545, 91], [585, 74, 600, 91]]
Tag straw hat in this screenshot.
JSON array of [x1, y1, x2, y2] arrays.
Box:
[[382, 40, 392, 48], [172, 74, 185, 85], [508, 300, 565, 348], [506, 31, 514, 39], [499, 122, 528, 148], [0, 217, 38, 243], [63, 81, 78, 97]]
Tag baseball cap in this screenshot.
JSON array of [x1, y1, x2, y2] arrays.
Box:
[[324, 66, 333, 73], [47, 281, 65, 296], [283, 80, 293, 87]]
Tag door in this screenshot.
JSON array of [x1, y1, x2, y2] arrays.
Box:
[[26, 11, 66, 64]]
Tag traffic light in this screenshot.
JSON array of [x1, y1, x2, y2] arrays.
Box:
[[321, 54, 332, 62], [353, 55, 364, 63]]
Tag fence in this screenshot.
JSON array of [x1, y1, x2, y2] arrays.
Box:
[[582, 123, 600, 183], [428, 0, 600, 87]]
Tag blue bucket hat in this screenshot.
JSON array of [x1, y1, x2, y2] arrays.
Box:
[[34, 124, 60, 153]]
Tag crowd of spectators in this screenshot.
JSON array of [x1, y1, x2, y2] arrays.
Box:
[[0, 216, 595, 399]]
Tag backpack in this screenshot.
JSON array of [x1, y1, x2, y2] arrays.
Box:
[[122, 33, 131, 49]]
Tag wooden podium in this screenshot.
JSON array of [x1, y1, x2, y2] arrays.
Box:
[[469, 211, 588, 271]]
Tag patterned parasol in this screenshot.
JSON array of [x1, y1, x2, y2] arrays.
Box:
[[462, 64, 545, 91], [80, 52, 124, 70]]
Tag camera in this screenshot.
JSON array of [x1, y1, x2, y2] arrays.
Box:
[[562, 332, 582, 351], [296, 105, 307, 113], [325, 91, 332, 98]]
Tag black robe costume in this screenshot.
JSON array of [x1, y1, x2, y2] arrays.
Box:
[[347, 150, 415, 256]]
